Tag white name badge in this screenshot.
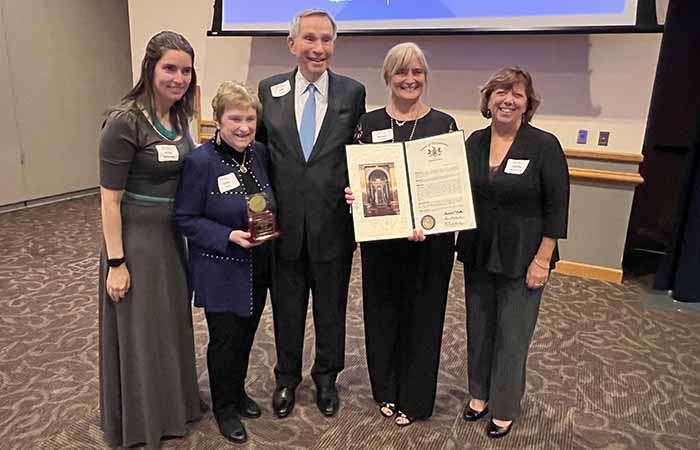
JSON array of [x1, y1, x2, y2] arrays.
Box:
[[504, 159, 530, 175], [155, 144, 179, 162], [371, 128, 394, 143], [217, 173, 240, 193], [271, 80, 291, 98]]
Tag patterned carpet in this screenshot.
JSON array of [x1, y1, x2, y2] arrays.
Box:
[[0, 195, 699, 450]]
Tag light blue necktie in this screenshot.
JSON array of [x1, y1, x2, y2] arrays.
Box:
[[300, 83, 316, 161]]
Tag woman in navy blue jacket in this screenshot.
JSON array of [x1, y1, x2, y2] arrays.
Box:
[[175, 81, 276, 444]]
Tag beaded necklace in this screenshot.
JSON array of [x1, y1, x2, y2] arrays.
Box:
[[152, 113, 178, 141]]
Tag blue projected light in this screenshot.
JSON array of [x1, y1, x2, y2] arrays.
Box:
[[221, 0, 638, 32]]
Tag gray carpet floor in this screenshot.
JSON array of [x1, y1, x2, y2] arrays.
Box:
[[0, 195, 699, 450]]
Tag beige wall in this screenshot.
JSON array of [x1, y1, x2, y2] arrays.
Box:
[[563, 182, 636, 269], [0, 5, 24, 206], [128, 0, 662, 272], [128, 1, 660, 156], [0, 0, 132, 205]]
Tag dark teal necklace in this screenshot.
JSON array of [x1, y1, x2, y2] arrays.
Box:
[[152, 112, 178, 141]]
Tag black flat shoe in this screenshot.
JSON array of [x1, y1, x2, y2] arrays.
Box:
[[235, 392, 261, 418], [272, 386, 295, 418], [216, 415, 247, 444], [486, 419, 513, 439], [462, 402, 488, 421], [316, 385, 339, 417]]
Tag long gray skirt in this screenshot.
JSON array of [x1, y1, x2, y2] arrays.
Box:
[[99, 197, 204, 448]]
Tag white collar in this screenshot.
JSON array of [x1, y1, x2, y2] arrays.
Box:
[[295, 70, 328, 98]]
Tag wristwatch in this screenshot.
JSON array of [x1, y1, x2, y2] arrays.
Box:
[[107, 257, 126, 267]]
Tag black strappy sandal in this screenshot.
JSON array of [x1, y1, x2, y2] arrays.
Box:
[[395, 411, 414, 427], [379, 402, 396, 418]]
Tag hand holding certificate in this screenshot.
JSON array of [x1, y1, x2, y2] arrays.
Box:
[[346, 130, 476, 242]]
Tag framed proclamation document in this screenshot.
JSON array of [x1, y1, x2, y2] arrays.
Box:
[[346, 130, 476, 242]]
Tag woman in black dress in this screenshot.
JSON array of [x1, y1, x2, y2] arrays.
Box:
[[346, 42, 457, 427], [457, 67, 569, 439]]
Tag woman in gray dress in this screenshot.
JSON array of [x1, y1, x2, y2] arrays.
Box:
[[98, 31, 205, 448]]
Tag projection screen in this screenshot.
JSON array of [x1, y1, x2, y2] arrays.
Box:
[[217, 0, 642, 34]]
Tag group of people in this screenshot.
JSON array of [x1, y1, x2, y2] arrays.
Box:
[[98, 8, 569, 449]]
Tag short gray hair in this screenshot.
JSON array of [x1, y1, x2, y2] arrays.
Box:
[[211, 81, 261, 122], [289, 9, 337, 40]]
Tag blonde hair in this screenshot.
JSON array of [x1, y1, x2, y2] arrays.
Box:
[[289, 9, 337, 40], [479, 66, 541, 123], [382, 42, 429, 87], [211, 81, 261, 122]]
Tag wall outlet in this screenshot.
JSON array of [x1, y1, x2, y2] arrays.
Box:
[[598, 131, 610, 146], [576, 129, 588, 144]]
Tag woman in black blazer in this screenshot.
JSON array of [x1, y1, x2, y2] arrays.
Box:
[[456, 67, 569, 438]]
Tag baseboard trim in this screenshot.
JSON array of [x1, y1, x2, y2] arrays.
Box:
[[0, 187, 98, 214], [554, 260, 623, 283]]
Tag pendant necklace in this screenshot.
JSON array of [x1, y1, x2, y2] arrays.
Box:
[[232, 148, 248, 173], [218, 141, 249, 173], [390, 104, 421, 142], [238, 151, 248, 173]]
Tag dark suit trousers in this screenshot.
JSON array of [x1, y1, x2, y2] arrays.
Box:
[[271, 244, 352, 389], [204, 282, 266, 420], [361, 237, 453, 419], [465, 270, 543, 420]]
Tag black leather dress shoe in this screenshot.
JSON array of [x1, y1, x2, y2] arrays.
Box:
[[216, 415, 247, 444], [486, 419, 513, 439], [235, 392, 261, 418], [272, 386, 295, 418], [316, 386, 339, 417], [462, 402, 489, 421]]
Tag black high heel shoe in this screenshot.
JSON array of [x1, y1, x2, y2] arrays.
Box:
[[462, 401, 488, 421], [486, 419, 513, 439]]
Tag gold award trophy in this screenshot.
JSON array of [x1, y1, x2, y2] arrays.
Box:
[[246, 192, 279, 242]]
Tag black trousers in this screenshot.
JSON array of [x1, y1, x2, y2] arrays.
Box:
[[270, 245, 352, 389], [205, 281, 266, 420], [465, 270, 543, 420], [361, 236, 454, 419]]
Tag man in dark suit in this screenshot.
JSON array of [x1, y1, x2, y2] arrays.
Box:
[[257, 9, 366, 418]]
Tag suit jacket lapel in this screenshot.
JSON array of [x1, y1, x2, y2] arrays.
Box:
[[477, 127, 497, 200], [483, 123, 530, 177], [504, 123, 531, 160], [307, 71, 341, 163], [278, 70, 305, 162], [479, 127, 492, 177]]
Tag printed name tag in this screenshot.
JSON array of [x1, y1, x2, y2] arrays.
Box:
[[217, 173, 240, 193], [371, 128, 394, 143], [504, 159, 530, 175], [271, 80, 291, 97], [155, 145, 179, 162]]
